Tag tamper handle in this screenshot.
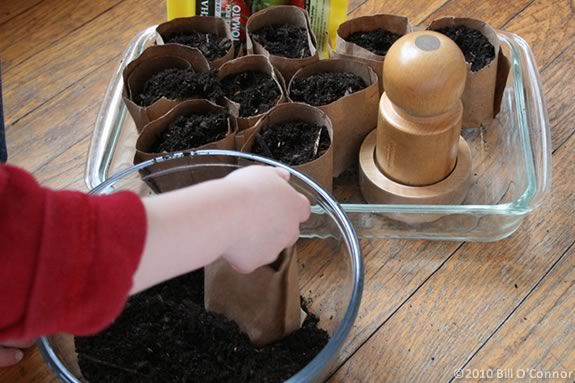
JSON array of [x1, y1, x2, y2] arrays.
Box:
[[383, 31, 467, 118]]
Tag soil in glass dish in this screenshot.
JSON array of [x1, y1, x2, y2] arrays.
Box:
[[252, 120, 331, 166], [251, 24, 312, 58], [152, 111, 229, 152], [290, 72, 367, 106], [345, 28, 402, 56], [222, 71, 281, 117], [136, 68, 223, 107], [164, 31, 232, 60], [435, 25, 496, 71], [75, 270, 329, 383]]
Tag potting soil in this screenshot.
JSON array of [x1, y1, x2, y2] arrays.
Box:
[[290, 72, 367, 106], [251, 24, 312, 58], [222, 71, 281, 117], [76, 270, 329, 383], [152, 111, 229, 152], [345, 28, 402, 56], [137, 68, 223, 107], [436, 25, 496, 71], [164, 31, 232, 60], [252, 120, 331, 166]]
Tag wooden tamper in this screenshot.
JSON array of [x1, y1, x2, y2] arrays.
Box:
[[359, 31, 473, 209]]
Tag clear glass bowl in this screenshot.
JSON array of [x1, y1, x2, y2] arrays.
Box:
[[85, 28, 550, 241], [39, 151, 364, 383]]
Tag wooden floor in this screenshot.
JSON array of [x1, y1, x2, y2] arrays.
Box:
[[1, 0, 574, 382]]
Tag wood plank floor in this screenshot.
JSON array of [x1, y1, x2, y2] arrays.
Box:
[[1, 1, 573, 382]]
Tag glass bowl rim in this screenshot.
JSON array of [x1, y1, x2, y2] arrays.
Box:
[[39, 149, 364, 383]]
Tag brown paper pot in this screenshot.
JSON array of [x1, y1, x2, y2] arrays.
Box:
[[204, 246, 301, 347], [134, 100, 237, 193], [241, 103, 334, 192], [288, 59, 379, 176], [156, 16, 235, 69], [429, 17, 510, 128], [333, 14, 411, 93], [217, 54, 287, 148], [123, 45, 212, 132], [246, 5, 319, 82]]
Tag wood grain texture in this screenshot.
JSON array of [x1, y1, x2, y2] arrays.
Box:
[[504, 0, 575, 70], [461, 242, 575, 382], [422, 0, 534, 27], [348, 0, 366, 14], [0, 0, 42, 25], [541, 41, 575, 151], [0, 0, 574, 382], [348, 0, 450, 25], [5, 60, 115, 181], [2, 0, 164, 125], [0, 0, 122, 71], [330, 134, 575, 383]]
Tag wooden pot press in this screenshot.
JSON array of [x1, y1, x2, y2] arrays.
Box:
[[359, 31, 472, 208]]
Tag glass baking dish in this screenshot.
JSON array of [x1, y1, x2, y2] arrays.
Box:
[[85, 26, 551, 241]]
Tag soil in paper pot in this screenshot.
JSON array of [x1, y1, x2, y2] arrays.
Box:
[[251, 120, 331, 166], [345, 28, 402, 56], [435, 25, 495, 71], [251, 24, 312, 58], [221, 71, 282, 117], [290, 72, 367, 106], [152, 111, 229, 152], [136, 68, 223, 107], [164, 31, 232, 60]]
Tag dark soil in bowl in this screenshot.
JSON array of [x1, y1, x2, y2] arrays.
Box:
[[75, 270, 329, 383], [290, 72, 367, 106], [137, 68, 224, 106], [222, 71, 281, 117], [152, 111, 229, 152], [345, 28, 402, 56], [436, 25, 496, 71], [251, 24, 312, 58], [164, 31, 232, 60], [252, 120, 331, 166]]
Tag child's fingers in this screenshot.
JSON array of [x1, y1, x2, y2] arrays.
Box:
[[273, 167, 290, 181], [297, 193, 311, 222], [0, 347, 24, 367], [1, 339, 35, 348]]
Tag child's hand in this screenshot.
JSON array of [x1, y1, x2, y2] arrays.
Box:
[[0, 339, 35, 367], [133, 166, 311, 294], [222, 166, 311, 273]]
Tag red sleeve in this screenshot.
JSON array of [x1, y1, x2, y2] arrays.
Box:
[[0, 165, 147, 340]]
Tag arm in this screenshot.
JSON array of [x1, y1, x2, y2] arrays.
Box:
[[0, 164, 147, 342], [132, 166, 310, 293], [0, 164, 309, 362]]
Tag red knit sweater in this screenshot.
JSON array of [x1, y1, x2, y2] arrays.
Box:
[[0, 165, 147, 341]]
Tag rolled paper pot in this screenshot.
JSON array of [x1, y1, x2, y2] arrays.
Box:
[[155, 16, 235, 69], [428, 16, 510, 128], [246, 5, 319, 82], [333, 14, 411, 93], [288, 59, 379, 176], [216, 54, 287, 147], [240, 102, 334, 193], [122, 45, 212, 132], [204, 246, 302, 347], [134, 99, 237, 193]]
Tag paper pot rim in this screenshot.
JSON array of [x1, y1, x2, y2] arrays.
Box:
[[134, 99, 236, 162], [217, 54, 286, 122], [287, 59, 379, 107], [427, 16, 500, 72]]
